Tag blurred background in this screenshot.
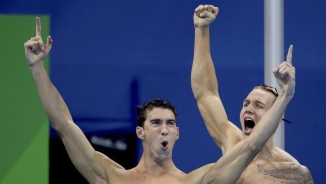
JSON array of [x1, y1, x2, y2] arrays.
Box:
[[0, 0, 325, 183]]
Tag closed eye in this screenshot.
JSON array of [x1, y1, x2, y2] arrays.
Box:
[[256, 103, 264, 109], [243, 100, 250, 107]]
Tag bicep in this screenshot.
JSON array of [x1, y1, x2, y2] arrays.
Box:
[[196, 94, 241, 149], [58, 121, 121, 183]]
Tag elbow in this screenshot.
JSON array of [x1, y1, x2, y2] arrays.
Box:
[[191, 78, 208, 100], [51, 121, 65, 132], [191, 78, 218, 100], [192, 87, 206, 100], [51, 121, 65, 136], [51, 122, 65, 137], [202, 171, 217, 184], [192, 88, 218, 101], [191, 81, 205, 100], [50, 117, 73, 134], [193, 90, 204, 100], [247, 136, 265, 153]]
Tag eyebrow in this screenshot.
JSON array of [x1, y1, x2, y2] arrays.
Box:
[[150, 119, 161, 122], [243, 99, 250, 103], [150, 119, 176, 124], [243, 99, 265, 105], [167, 119, 176, 123], [256, 101, 266, 106]]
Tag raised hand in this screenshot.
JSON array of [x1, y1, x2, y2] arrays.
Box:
[[194, 5, 219, 28], [273, 45, 296, 96], [24, 17, 53, 66]]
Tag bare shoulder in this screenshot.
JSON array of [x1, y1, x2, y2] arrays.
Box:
[[94, 151, 128, 183], [299, 165, 314, 184], [257, 162, 314, 184], [278, 148, 314, 183], [222, 121, 243, 153], [258, 149, 314, 184], [273, 147, 299, 164], [228, 121, 243, 139], [95, 151, 125, 171]]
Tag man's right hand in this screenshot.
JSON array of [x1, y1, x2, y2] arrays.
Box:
[[194, 5, 219, 28], [24, 17, 52, 66]]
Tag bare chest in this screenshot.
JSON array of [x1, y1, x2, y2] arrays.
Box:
[[108, 173, 186, 184], [235, 161, 310, 184]]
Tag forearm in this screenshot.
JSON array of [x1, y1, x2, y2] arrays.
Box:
[[191, 27, 219, 99], [249, 91, 293, 149], [30, 61, 72, 131]]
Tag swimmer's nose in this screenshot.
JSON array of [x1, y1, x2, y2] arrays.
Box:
[[245, 104, 254, 115], [161, 124, 168, 136], [245, 109, 253, 114]]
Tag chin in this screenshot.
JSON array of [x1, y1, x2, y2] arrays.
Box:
[[155, 154, 170, 162], [242, 130, 250, 137]]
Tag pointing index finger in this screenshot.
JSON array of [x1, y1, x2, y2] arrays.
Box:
[[36, 17, 41, 37], [286, 45, 293, 65]]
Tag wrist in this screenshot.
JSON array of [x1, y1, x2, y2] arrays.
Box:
[[29, 60, 45, 71], [195, 27, 210, 38], [195, 26, 210, 31], [279, 89, 294, 99]]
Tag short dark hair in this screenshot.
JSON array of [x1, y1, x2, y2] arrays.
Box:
[[137, 99, 177, 127]]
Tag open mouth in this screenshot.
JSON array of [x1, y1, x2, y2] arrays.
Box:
[[161, 140, 168, 149], [244, 118, 255, 135]]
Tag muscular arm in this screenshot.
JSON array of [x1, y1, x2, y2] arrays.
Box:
[[203, 91, 294, 184], [202, 43, 297, 183], [31, 63, 120, 183], [25, 17, 124, 184], [191, 23, 241, 152]]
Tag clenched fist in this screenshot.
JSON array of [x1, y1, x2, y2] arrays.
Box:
[[194, 5, 219, 28]]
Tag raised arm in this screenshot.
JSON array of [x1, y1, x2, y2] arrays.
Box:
[[191, 5, 241, 152], [23, 17, 123, 183], [201, 46, 299, 184]]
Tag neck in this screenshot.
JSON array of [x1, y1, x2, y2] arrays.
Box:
[[265, 135, 276, 148], [257, 135, 279, 159], [136, 152, 178, 177]]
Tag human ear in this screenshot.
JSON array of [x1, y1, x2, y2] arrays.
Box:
[[136, 126, 145, 139]]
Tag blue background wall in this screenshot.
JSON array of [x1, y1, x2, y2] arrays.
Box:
[[1, 0, 325, 183]]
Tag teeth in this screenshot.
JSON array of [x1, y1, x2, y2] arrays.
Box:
[[245, 118, 255, 129]]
